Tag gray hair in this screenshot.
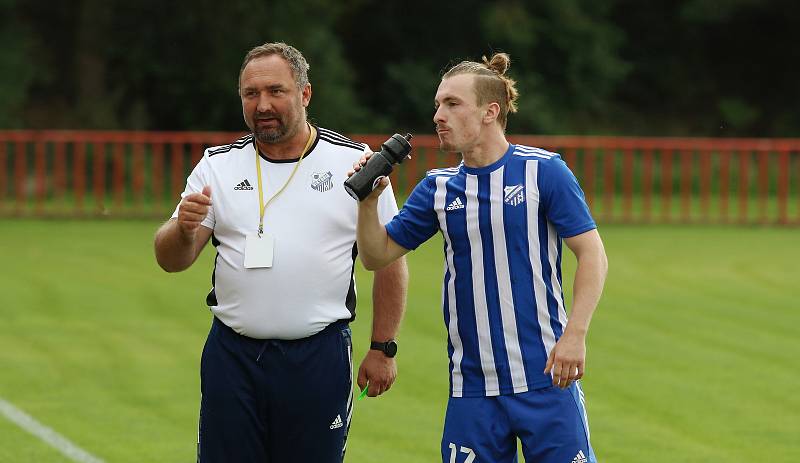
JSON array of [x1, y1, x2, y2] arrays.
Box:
[[239, 42, 310, 89]]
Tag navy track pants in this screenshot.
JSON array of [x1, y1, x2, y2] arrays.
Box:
[[198, 317, 353, 463]]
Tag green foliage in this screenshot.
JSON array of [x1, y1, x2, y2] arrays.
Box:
[[479, 0, 630, 133], [609, 0, 800, 136], [718, 97, 760, 130], [0, 0, 36, 128], [1, 0, 798, 135]]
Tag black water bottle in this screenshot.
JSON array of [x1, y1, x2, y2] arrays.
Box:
[[344, 133, 413, 201]]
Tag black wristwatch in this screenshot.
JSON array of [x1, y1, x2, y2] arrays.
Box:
[[370, 339, 398, 358]]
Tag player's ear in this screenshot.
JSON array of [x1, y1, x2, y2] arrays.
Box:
[[483, 102, 500, 125]]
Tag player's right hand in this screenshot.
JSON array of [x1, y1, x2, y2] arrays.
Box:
[[177, 185, 212, 238], [348, 152, 390, 200]]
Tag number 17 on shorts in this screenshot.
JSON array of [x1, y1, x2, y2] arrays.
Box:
[[447, 443, 477, 463]]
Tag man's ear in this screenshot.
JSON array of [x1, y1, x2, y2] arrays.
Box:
[[302, 83, 312, 108], [483, 102, 501, 124]]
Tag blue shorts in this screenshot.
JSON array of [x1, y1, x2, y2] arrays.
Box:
[[441, 382, 596, 463], [198, 317, 353, 463]]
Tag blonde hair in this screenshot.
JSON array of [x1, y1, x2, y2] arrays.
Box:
[[443, 52, 519, 129]]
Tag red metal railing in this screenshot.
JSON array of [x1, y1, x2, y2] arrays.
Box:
[[1, 130, 798, 224]]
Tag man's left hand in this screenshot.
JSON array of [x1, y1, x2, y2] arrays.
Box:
[[357, 350, 397, 397], [543, 331, 586, 389]]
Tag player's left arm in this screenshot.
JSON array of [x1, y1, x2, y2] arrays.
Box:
[[357, 256, 408, 397], [544, 229, 608, 388]]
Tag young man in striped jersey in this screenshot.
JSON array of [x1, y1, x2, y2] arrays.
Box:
[[351, 53, 608, 463]]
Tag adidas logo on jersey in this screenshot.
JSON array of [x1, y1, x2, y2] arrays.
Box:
[[504, 184, 525, 206], [329, 414, 343, 430], [571, 450, 588, 463], [446, 197, 465, 211], [234, 179, 254, 190]]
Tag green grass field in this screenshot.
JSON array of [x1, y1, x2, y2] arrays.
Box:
[[0, 220, 798, 462]]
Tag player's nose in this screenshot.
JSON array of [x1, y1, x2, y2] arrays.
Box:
[[433, 106, 445, 124]]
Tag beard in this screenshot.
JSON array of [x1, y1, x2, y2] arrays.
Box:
[[255, 126, 286, 143], [253, 112, 289, 143], [251, 107, 303, 144], [438, 137, 456, 152], [437, 131, 458, 153]]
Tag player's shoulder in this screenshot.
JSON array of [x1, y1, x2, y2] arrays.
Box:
[[316, 126, 368, 153], [415, 164, 461, 192], [511, 144, 562, 162], [425, 165, 461, 178], [207, 134, 254, 158]]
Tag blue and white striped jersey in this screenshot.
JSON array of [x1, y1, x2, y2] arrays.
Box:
[[385, 144, 596, 397]]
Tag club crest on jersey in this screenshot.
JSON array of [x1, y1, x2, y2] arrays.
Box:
[[504, 185, 525, 206], [311, 171, 333, 192]]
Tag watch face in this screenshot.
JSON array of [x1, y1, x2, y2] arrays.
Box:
[[386, 340, 398, 357]]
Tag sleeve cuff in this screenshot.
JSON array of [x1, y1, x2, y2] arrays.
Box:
[[559, 222, 597, 239], [385, 223, 417, 251]]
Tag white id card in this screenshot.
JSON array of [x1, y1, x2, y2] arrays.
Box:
[[244, 234, 274, 268]]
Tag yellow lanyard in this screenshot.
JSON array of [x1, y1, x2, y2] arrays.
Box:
[[254, 123, 316, 236]]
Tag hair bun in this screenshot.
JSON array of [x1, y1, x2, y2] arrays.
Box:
[[482, 53, 511, 76]]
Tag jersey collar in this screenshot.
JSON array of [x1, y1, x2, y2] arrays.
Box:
[[256, 124, 321, 163], [460, 143, 515, 175]]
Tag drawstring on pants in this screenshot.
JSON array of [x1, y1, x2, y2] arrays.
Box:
[[256, 340, 286, 362]]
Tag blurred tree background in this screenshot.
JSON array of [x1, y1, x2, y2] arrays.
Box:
[[1, 0, 798, 136]]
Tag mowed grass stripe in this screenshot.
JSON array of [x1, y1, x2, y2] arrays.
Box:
[[1, 220, 798, 462]]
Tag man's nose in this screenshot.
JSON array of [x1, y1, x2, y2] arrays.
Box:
[[433, 106, 443, 124], [257, 93, 273, 113], [433, 106, 442, 124]]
